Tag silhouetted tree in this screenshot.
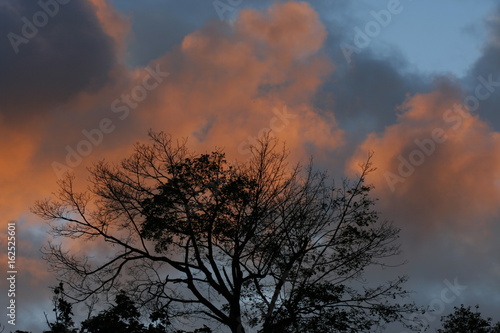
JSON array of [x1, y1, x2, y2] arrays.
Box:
[[81, 291, 149, 333], [33, 132, 423, 332], [39, 282, 209, 333], [43, 283, 77, 333], [174, 326, 212, 333], [437, 304, 500, 333]]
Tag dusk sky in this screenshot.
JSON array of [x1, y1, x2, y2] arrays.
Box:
[[1, 0, 500, 332]]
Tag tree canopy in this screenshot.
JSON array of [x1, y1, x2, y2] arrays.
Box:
[[36, 283, 209, 333], [33, 132, 422, 332], [437, 304, 500, 333]]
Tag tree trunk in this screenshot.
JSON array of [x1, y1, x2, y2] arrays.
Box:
[[229, 298, 245, 333], [229, 316, 245, 333]]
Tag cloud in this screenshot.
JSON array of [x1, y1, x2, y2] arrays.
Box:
[[87, 0, 130, 52], [0, 0, 132, 224], [464, 5, 500, 131], [348, 79, 500, 235], [127, 1, 344, 161], [0, 0, 119, 124]]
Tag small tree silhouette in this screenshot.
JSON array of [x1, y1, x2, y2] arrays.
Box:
[[437, 304, 500, 333], [43, 282, 77, 333]]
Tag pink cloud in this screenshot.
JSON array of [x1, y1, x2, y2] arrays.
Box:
[[348, 82, 500, 233]]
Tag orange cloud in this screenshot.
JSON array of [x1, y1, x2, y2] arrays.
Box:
[[348, 82, 500, 232], [0, 127, 53, 222], [87, 0, 130, 54], [127, 1, 343, 162], [0, 0, 131, 223]]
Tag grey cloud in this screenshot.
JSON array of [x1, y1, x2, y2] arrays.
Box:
[[464, 5, 500, 130], [0, 0, 117, 123], [117, 0, 275, 67]]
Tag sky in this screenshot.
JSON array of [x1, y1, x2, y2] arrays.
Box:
[[0, 0, 499, 332]]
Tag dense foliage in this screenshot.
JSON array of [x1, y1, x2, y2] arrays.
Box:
[[437, 305, 500, 333]]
